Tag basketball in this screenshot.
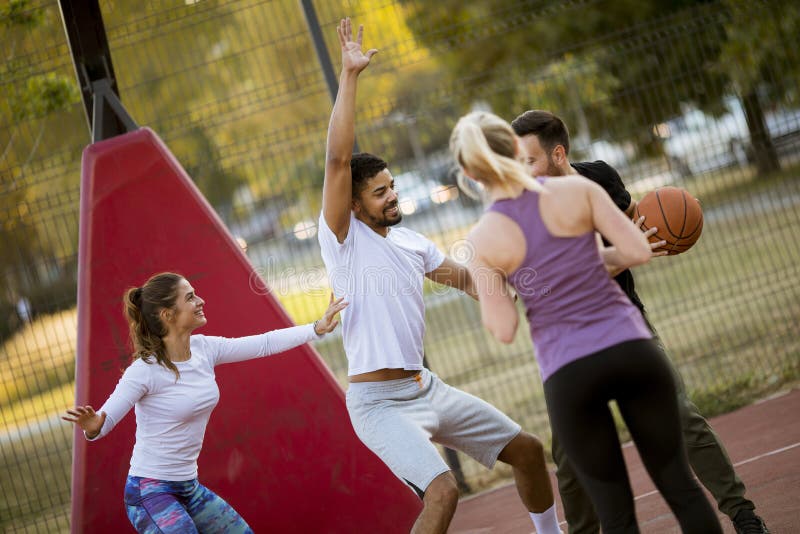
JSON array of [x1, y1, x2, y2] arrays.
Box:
[[635, 186, 703, 255]]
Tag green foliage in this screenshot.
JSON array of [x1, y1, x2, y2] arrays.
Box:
[[1, 2, 79, 304], [401, 0, 799, 158], [175, 126, 246, 210], [688, 374, 758, 418], [0, 168, 42, 297], [688, 359, 800, 419], [0, 0, 43, 28], [9, 73, 79, 121], [718, 0, 800, 99]]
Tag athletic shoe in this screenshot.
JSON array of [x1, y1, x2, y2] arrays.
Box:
[[732, 509, 770, 534]]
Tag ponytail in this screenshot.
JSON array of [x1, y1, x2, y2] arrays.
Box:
[[123, 273, 183, 380], [450, 111, 543, 197]]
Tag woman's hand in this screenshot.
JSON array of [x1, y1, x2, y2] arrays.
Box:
[[635, 216, 669, 258], [62, 405, 106, 439], [314, 294, 348, 335]]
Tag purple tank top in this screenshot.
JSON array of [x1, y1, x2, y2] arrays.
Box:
[[488, 184, 651, 381]]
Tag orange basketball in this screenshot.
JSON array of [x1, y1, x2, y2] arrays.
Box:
[[635, 186, 703, 255]]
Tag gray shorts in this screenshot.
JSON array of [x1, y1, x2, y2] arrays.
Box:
[[345, 369, 521, 492]]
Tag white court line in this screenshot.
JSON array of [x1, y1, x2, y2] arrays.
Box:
[[731, 441, 800, 467], [632, 441, 800, 503]]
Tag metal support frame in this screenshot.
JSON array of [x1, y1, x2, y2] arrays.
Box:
[[58, 0, 138, 142]]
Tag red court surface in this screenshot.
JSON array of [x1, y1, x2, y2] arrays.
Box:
[[451, 387, 800, 533]]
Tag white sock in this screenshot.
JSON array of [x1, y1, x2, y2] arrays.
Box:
[[530, 504, 562, 534]]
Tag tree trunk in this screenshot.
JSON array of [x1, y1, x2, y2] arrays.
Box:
[[742, 91, 780, 175]]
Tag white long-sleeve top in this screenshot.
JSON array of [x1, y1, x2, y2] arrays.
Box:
[[88, 324, 319, 481]]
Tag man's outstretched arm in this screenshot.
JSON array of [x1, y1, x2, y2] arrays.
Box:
[[322, 18, 377, 243], [427, 257, 478, 300]]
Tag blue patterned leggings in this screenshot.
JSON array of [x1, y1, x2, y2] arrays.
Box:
[[124, 476, 253, 533]]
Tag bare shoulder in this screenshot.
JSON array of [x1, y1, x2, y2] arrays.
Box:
[[468, 211, 525, 273], [539, 176, 594, 235], [542, 174, 595, 194], [468, 211, 520, 247], [541, 174, 598, 206]]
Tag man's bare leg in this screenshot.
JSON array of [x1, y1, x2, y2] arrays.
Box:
[[498, 431, 554, 511], [411, 471, 459, 534], [499, 431, 562, 533]]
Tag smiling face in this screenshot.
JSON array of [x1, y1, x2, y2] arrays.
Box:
[[164, 278, 206, 333], [518, 134, 567, 178], [352, 169, 402, 230]]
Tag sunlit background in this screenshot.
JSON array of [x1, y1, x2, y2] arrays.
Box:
[[1, 0, 799, 531]]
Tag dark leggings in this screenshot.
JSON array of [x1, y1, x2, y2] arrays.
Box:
[[543, 339, 722, 534]]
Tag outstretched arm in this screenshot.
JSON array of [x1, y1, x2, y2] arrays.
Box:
[[214, 295, 348, 365], [427, 257, 478, 300], [323, 18, 378, 243], [62, 365, 148, 440]]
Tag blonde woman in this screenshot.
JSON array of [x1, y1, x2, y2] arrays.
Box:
[[451, 111, 722, 534]]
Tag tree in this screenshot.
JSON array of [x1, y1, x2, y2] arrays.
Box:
[[0, 0, 250, 315], [400, 0, 797, 174], [176, 126, 246, 215], [1, 1, 79, 300], [718, 0, 800, 174]]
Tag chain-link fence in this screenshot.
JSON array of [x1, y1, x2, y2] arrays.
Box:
[[2, 0, 799, 531]]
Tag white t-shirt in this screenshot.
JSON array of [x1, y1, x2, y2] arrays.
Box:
[[318, 211, 445, 376], [88, 324, 318, 481]]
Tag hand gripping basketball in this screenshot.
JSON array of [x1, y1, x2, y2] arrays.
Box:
[[635, 186, 703, 255]]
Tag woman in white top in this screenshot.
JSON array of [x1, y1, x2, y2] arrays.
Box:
[[62, 272, 346, 533]]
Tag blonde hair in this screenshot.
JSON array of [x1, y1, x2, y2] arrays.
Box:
[[450, 111, 543, 198]]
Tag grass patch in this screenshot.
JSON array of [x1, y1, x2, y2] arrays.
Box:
[[689, 358, 800, 419], [276, 290, 331, 326], [0, 423, 72, 531], [682, 161, 800, 209], [688, 374, 761, 417], [0, 310, 77, 408], [0, 381, 75, 433]]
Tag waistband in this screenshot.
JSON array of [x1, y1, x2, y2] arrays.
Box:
[[124, 476, 199, 504], [346, 368, 432, 397]]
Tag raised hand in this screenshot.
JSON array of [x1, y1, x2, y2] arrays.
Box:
[[635, 216, 669, 258], [337, 17, 378, 74], [62, 405, 106, 439], [314, 293, 349, 335]]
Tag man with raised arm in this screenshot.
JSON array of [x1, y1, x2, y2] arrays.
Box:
[[317, 18, 562, 534]]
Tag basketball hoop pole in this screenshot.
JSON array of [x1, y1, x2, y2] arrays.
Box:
[[58, 0, 138, 143]]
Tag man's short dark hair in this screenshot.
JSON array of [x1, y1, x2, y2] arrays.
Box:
[[511, 110, 570, 155], [350, 152, 388, 196]]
